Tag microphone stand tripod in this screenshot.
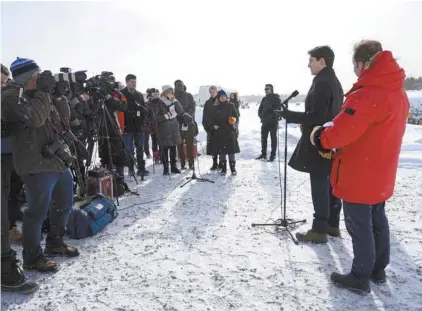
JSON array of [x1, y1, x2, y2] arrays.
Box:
[[252, 91, 306, 244], [180, 126, 214, 188]]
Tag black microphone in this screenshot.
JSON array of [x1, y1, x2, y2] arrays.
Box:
[[280, 90, 299, 110]]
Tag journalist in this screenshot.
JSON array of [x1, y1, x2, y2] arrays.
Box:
[[1, 63, 38, 294], [275, 46, 344, 244], [2, 58, 79, 274], [120, 74, 150, 176], [202, 86, 220, 170], [310, 41, 409, 294], [174, 80, 196, 169]]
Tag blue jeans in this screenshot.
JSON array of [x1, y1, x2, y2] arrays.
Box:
[[22, 169, 73, 263], [344, 201, 390, 281], [123, 132, 145, 170]]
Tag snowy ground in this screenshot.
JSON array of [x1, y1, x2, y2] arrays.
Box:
[[2, 104, 422, 311]]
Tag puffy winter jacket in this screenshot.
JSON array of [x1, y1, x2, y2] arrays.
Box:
[[319, 51, 410, 204]]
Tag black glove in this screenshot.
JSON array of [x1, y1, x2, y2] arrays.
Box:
[[36, 71, 56, 93], [54, 81, 69, 97], [74, 139, 89, 160]]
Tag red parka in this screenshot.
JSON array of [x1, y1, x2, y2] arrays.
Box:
[[320, 51, 410, 204]]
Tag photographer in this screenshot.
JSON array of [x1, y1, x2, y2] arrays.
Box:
[[120, 74, 150, 177], [96, 81, 127, 179], [2, 58, 79, 275], [1, 63, 38, 294]]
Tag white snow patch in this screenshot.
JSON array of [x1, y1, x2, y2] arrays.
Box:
[[2, 105, 422, 311]]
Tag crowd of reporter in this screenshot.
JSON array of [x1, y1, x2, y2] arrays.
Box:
[[0, 58, 240, 294]]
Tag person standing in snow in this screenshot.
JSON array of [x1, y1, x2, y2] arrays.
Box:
[[1, 63, 39, 294], [310, 40, 410, 294], [202, 86, 220, 170], [207, 90, 240, 175], [174, 80, 196, 170], [256, 84, 282, 162], [275, 46, 344, 243], [120, 74, 150, 177], [150, 85, 184, 175], [230, 92, 241, 136], [2, 58, 79, 276]]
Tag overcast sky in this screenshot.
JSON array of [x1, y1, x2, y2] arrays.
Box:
[[1, 0, 421, 95]]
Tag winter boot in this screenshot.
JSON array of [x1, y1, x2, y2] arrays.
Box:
[[180, 159, 186, 170], [220, 161, 227, 175], [171, 165, 181, 174], [256, 153, 266, 160], [137, 161, 150, 176], [327, 225, 341, 237], [371, 270, 387, 284], [23, 255, 59, 273], [331, 272, 371, 295], [44, 236, 80, 258], [229, 161, 237, 176], [9, 226, 23, 245], [163, 165, 169, 176], [268, 154, 276, 162], [2, 252, 39, 294], [296, 230, 328, 244], [210, 156, 218, 170]]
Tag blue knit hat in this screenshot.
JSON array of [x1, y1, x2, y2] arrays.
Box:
[[217, 89, 227, 98], [10, 57, 40, 85]]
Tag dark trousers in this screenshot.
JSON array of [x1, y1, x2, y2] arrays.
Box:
[[143, 130, 151, 156], [8, 170, 24, 229], [261, 122, 277, 156], [22, 169, 73, 263], [151, 133, 158, 152], [344, 201, 390, 281], [161, 146, 177, 167], [310, 172, 342, 233], [1, 155, 13, 256], [123, 132, 145, 171], [178, 124, 195, 166]]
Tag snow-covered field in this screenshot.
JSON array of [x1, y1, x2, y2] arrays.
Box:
[[2, 104, 422, 311]]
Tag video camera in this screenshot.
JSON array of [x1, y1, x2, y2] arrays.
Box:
[[85, 71, 118, 98], [54, 67, 87, 85]]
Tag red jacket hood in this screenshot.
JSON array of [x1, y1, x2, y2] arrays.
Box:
[[346, 51, 405, 96]]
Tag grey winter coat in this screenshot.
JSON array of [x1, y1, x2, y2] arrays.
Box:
[[151, 96, 183, 147], [1, 83, 70, 176]]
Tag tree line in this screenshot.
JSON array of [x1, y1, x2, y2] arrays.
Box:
[[404, 77, 422, 91]]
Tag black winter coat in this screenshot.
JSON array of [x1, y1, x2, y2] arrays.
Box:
[[283, 67, 344, 174], [258, 93, 282, 125], [121, 87, 147, 133], [205, 100, 240, 155], [175, 90, 196, 121]]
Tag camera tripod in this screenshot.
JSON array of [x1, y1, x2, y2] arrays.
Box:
[[252, 91, 306, 244], [84, 91, 141, 205]]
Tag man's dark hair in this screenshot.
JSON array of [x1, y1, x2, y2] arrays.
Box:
[[265, 84, 273, 91], [174, 79, 183, 86], [125, 74, 136, 82], [353, 40, 383, 63], [308, 45, 335, 68], [1, 64, 10, 77]]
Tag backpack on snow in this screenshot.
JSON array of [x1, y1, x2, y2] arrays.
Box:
[[67, 193, 118, 239]]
